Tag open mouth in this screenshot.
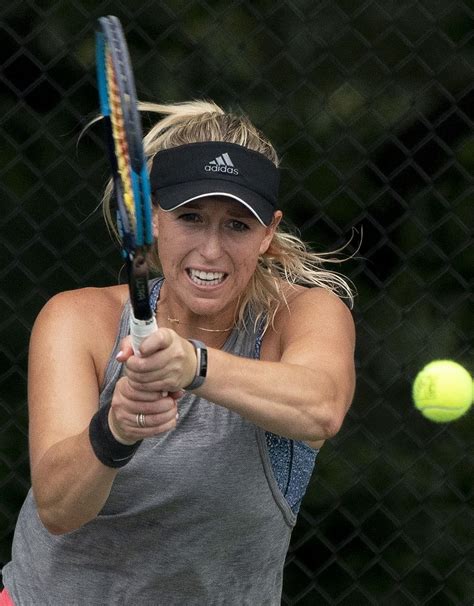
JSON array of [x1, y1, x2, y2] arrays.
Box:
[[187, 268, 227, 286]]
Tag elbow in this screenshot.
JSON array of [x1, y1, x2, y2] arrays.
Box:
[[34, 489, 71, 534], [37, 508, 68, 535], [37, 507, 72, 535], [44, 523, 71, 536], [314, 378, 354, 440], [307, 400, 346, 441], [302, 370, 354, 441], [36, 504, 90, 535], [321, 412, 344, 439]]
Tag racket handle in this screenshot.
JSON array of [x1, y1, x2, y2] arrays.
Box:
[[129, 315, 168, 398], [130, 312, 168, 398], [130, 315, 158, 355]]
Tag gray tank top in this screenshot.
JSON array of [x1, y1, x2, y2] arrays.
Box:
[[2, 279, 317, 605]]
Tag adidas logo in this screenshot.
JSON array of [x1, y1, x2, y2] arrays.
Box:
[[204, 153, 239, 175]]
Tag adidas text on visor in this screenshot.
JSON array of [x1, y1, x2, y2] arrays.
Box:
[[150, 142, 280, 226]]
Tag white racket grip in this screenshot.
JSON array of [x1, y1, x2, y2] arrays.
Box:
[[130, 315, 157, 356], [130, 315, 168, 397]]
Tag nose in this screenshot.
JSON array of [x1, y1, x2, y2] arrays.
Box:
[[199, 227, 224, 261]]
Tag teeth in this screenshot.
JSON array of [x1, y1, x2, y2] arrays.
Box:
[[189, 269, 225, 285]]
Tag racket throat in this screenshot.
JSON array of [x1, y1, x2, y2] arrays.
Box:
[[127, 254, 153, 321]]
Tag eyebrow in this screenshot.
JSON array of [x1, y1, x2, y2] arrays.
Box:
[[180, 202, 254, 219]]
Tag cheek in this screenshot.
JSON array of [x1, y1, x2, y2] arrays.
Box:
[[155, 232, 177, 272], [234, 243, 261, 276], [157, 222, 185, 250], [156, 230, 196, 276], [232, 233, 265, 261]]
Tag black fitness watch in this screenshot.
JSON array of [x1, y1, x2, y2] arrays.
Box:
[[185, 339, 208, 389]]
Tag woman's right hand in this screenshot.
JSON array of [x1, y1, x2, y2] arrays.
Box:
[[108, 376, 181, 444]]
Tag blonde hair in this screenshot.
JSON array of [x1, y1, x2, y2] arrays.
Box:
[[103, 100, 355, 329]]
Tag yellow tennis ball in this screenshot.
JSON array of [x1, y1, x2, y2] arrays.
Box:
[[413, 360, 473, 422]]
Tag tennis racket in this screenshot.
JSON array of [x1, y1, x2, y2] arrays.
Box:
[[96, 16, 157, 355]]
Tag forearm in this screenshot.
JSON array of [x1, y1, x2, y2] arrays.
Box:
[[31, 425, 118, 534], [195, 348, 352, 441]]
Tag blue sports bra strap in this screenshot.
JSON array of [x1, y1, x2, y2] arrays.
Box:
[[253, 313, 318, 515], [149, 277, 164, 315]]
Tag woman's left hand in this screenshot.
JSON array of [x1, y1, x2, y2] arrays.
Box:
[[117, 329, 197, 393]]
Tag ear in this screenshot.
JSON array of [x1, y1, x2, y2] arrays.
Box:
[[259, 211, 282, 255]]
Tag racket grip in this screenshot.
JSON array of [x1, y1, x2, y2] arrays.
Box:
[[130, 315, 158, 356], [130, 313, 168, 398], [129, 315, 168, 398]]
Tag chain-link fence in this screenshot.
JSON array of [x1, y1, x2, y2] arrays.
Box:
[[1, 1, 472, 604]]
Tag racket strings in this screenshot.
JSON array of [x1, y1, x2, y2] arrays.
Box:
[[106, 52, 136, 234]]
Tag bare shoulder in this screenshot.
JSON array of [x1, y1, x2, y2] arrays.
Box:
[[43, 284, 126, 312], [31, 285, 128, 383], [284, 284, 354, 328], [35, 285, 127, 336], [263, 284, 355, 354], [284, 283, 352, 308]]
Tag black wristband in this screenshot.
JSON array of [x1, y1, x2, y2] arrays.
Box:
[[89, 403, 142, 468], [184, 339, 208, 390]]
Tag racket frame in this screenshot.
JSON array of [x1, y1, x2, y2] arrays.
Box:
[[96, 16, 157, 353]]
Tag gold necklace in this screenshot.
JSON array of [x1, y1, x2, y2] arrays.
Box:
[[166, 316, 234, 333], [156, 290, 235, 333]]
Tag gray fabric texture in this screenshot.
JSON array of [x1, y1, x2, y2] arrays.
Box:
[[2, 280, 299, 605]]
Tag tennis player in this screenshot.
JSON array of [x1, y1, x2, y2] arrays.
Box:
[[1, 100, 356, 605]]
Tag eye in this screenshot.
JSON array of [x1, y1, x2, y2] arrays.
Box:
[[228, 219, 250, 232], [178, 212, 201, 223]]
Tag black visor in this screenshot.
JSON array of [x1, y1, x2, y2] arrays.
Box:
[[150, 142, 280, 225]]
